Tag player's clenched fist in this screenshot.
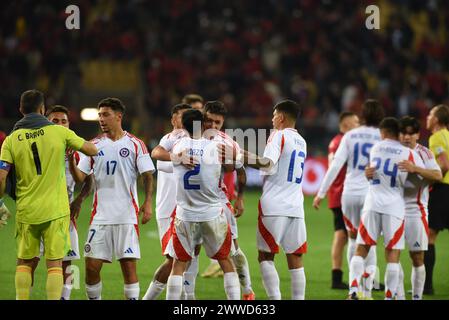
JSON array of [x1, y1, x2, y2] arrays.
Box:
[[140, 201, 152, 224]]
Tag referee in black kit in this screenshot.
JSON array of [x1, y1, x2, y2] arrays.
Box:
[[424, 104, 449, 295]]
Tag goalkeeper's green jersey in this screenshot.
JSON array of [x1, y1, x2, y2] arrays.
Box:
[[0, 125, 85, 224]]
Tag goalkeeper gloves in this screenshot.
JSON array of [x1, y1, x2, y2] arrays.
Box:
[[0, 199, 11, 229]]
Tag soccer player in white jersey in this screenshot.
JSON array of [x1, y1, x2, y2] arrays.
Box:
[[394, 117, 441, 299], [226, 100, 307, 300], [200, 101, 255, 300], [313, 99, 384, 298], [166, 109, 240, 300], [142, 103, 192, 300], [70, 98, 155, 300], [348, 117, 425, 300]]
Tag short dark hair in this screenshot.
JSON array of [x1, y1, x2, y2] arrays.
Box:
[[399, 116, 420, 134], [362, 99, 384, 126], [204, 100, 227, 117], [171, 103, 192, 116], [273, 99, 301, 120], [433, 104, 449, 126], [379, 117, 400, 138], [339, 111, 356, 123], [20, 89, 44, 114], [182, 94, 204, 105], [98, 97, 126, 114], [46, 105, 69, 117], [182, 109, 204, 136]]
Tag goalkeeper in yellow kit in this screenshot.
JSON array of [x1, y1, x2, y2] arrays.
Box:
[[0, 90, 98, 300]]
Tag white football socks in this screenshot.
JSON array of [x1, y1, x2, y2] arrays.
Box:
[[166, 275, 183, 300], [349, 255, 364, 295], [347, 238, 356, 269], [124, 282, 140, 300], [86, 281, 102, 300], [231, 248, 253, 294], [223, 272, 240, 300], [183, 255, 199, 300], [260, 261, 281, 300], [396, 263, 405, 300], [412, 265, 425, 300], [385, 263, 400, 300], [142, 280, 166, 300], [61, 284, 73, 300], [362, 246, 377, 298], [289, 268, 306, 300]]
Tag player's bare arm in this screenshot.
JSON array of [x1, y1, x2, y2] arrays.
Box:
[[79, 141, 98, 157], [151, 145, 171, 161], [70, 174, 93, 220], [153, 145, 197, 169], [140, 171, 153, 224], [436, 151, 449, 176], [68, 152, 88, 184], [234, 166, 246, 218], [219, 144, 273, 170], [398, 160, 443, 182]]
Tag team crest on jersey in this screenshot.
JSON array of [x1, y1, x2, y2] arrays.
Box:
[[84, 244, 91, 253], [119, 148, 130, 158]]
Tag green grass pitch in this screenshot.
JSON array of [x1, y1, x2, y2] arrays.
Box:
[[1, 190, 448, 300]]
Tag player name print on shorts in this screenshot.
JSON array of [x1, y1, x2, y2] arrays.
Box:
[[119, 147, 130, 158]]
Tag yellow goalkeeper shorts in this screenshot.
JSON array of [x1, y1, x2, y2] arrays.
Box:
[[15, 215, 71, 260]]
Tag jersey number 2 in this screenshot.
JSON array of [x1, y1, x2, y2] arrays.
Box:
[[184, 165, 200, 190]]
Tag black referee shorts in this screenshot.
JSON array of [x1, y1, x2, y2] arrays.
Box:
[[331, 207, 347, 232], [428, 183, 449, 232]]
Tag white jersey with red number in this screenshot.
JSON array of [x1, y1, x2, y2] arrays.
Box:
[[404, 144, 441, 217], [172, 137, 222, 222], [78, 132, 155, 225], [318, 126, 381, 198], [259, 128, 307, 218], [155, 131, 188, 219], [363, 139, 425, 218], [208, 130, 242, 204]]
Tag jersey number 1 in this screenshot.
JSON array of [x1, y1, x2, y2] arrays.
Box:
[[31, 142, 42, 175]]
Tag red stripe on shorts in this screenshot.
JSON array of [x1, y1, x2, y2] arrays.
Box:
[[258, 201, 279, 254], [212, 223, 232, 260], [171, 221, 191, 262], [358, 221, 376, 246], [161, 208, 176, 255], [386, 220, 405, 250], [342, 214, 357, 234], [293, 241, 307, 254]]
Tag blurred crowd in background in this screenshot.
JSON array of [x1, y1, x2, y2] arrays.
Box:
[[1, 0, 448, 155]]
